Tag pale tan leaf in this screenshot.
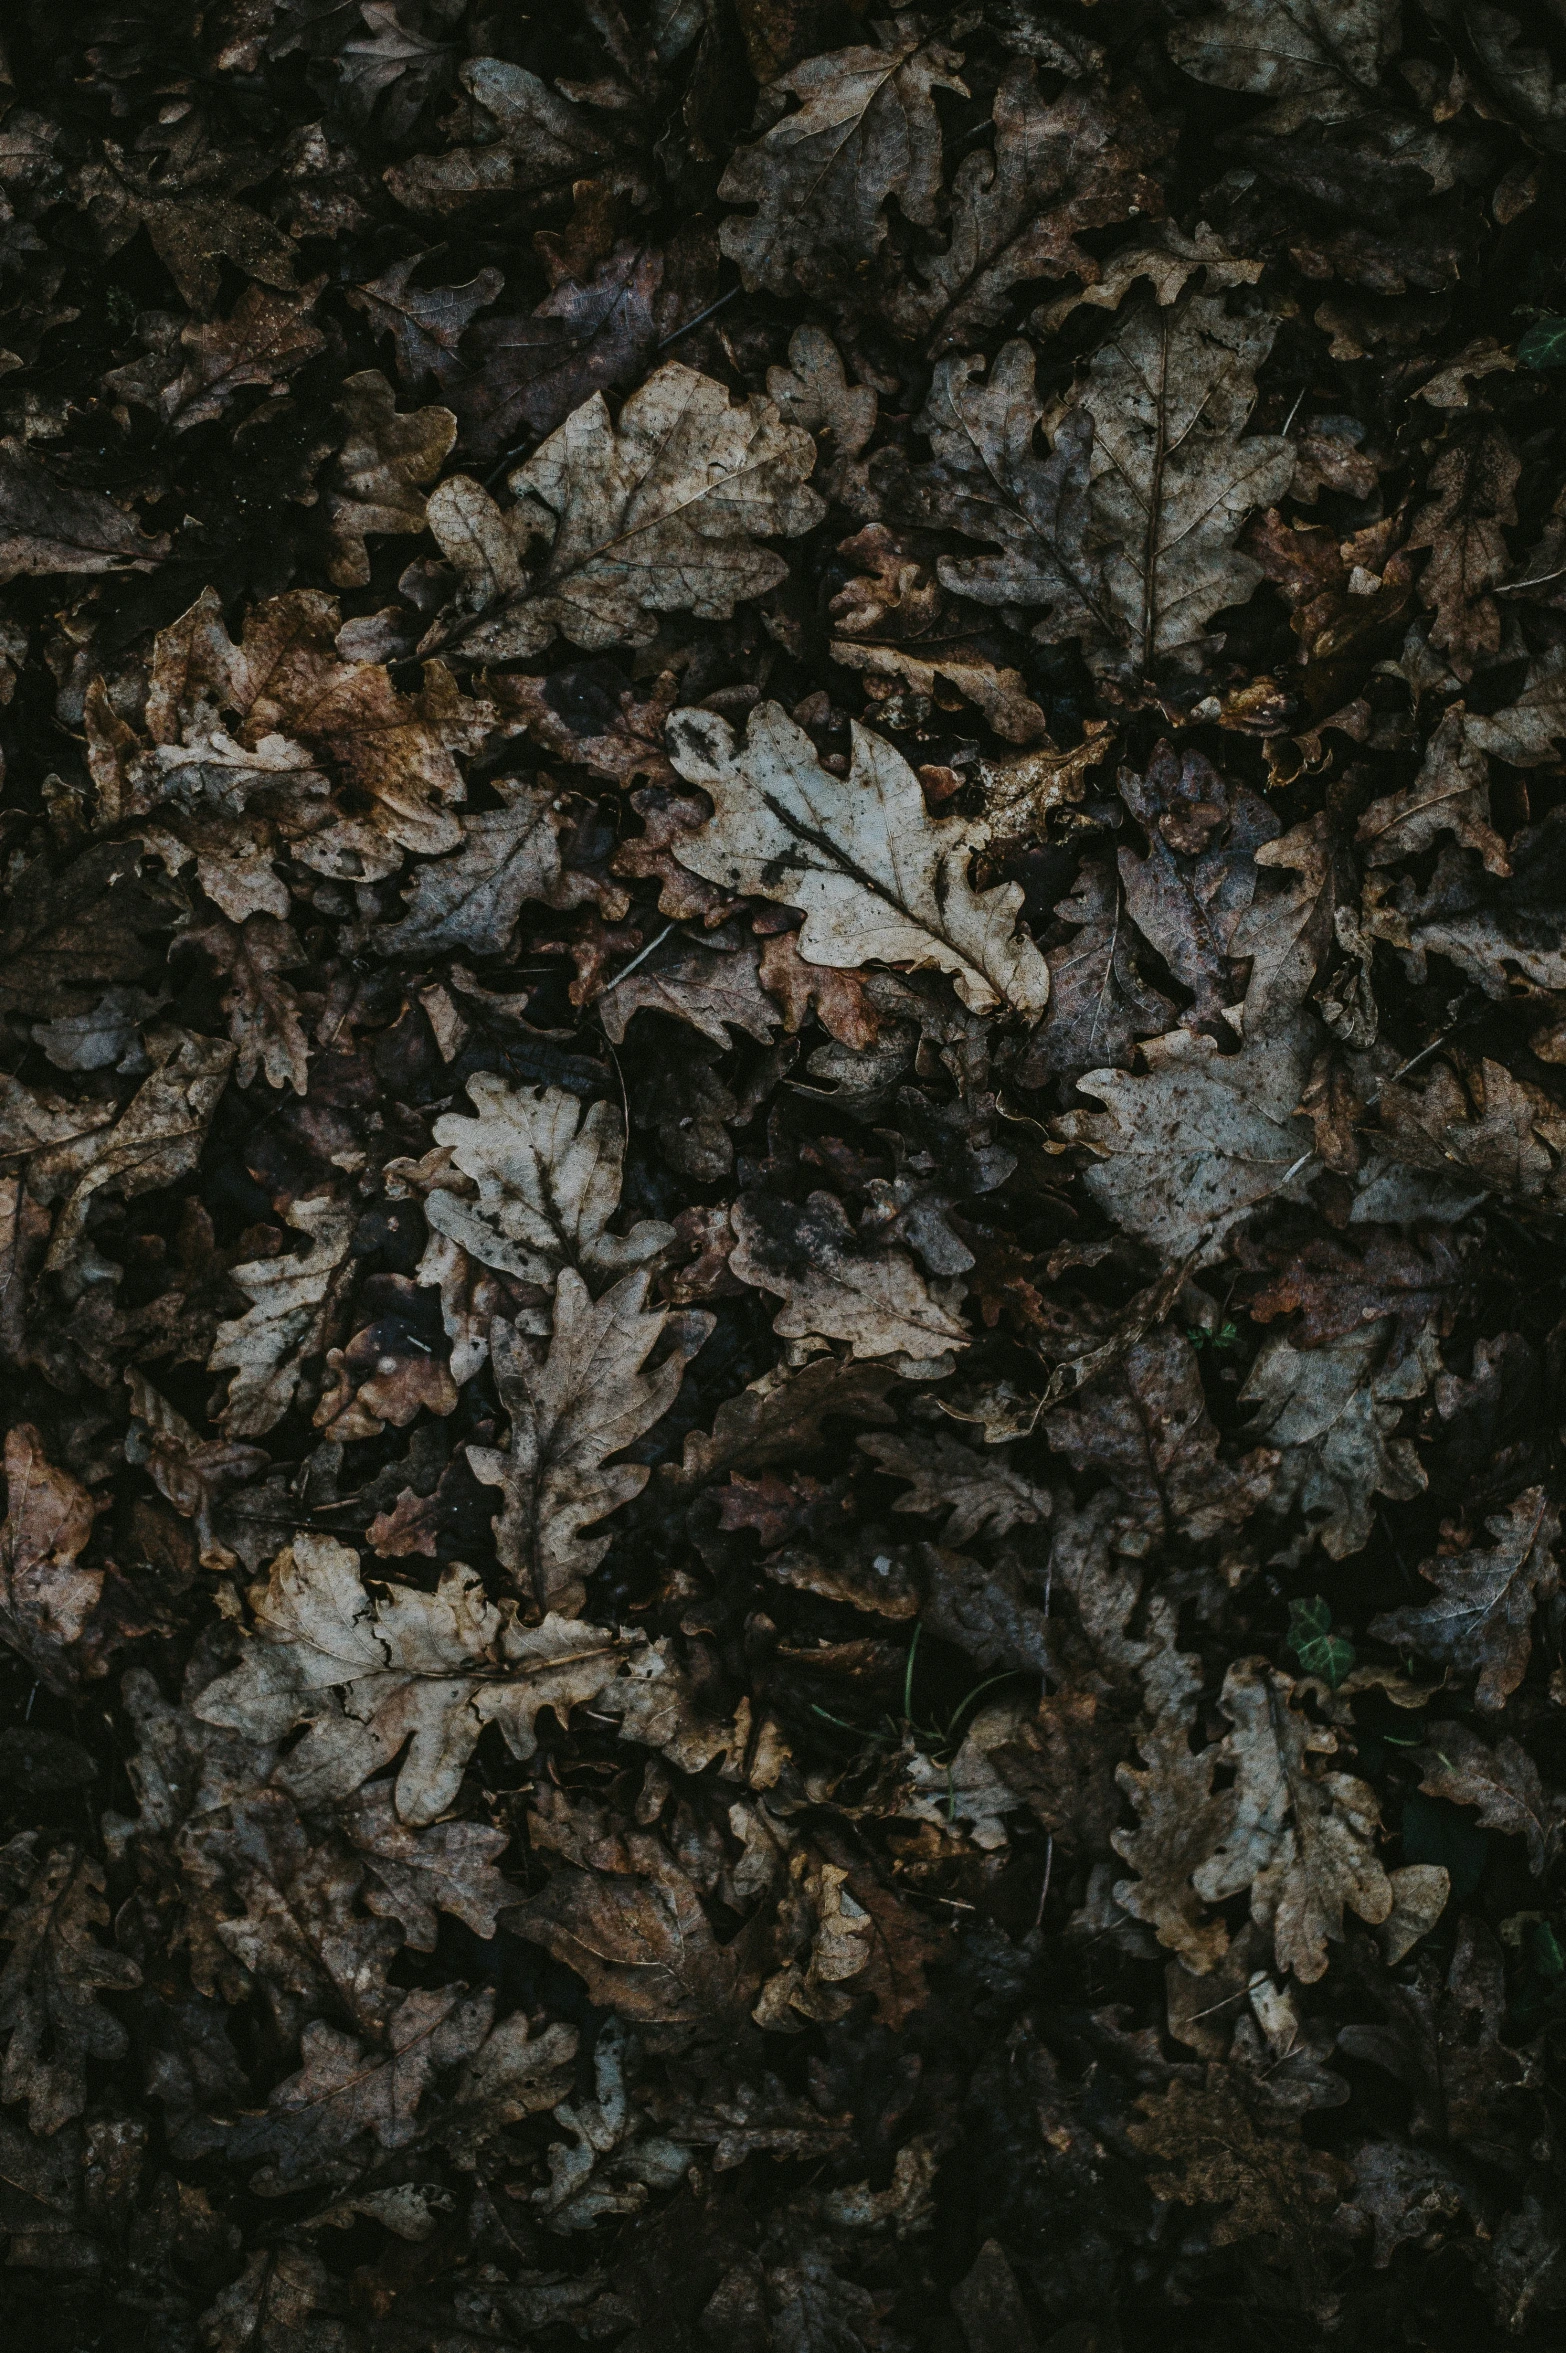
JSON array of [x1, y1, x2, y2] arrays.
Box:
[[667, 702, 1049, 1018]]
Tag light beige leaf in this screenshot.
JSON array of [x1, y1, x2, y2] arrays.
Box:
[[208, 1194, 355, 1437], [425, 1072, 672, 1290], [1031, 218, 1260, 335], [467, 1271, 710, 1618], [1058, 1020, 1316, 1265], [1069, 295, 1296, 671], [421, 364, 823, 662], [327, 369, 457, 588], [194, 1533, 639, 1825], [667, 702, 1049, 1018]]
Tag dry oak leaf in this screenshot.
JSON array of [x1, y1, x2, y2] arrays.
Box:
[[881, 68, 1172, 356], [878, 343, 1108, 654], [1407, 425, 1520, 680], [827, 522, 1052, 746], [384, 56, 625, 221], [1016, 861, 1176, 1082], [1375, 1055, 1566, 1207], [1111, 1709, 1241, 1973], [1190, 1658, 1393, 1984], [1069, 295, 1296, 673], [730, 1191, 970, 1373], [194, 1532, 639, 1826], [667, 702, 1050, 1018], [0, 1427, 102, 1691], [664, 1355, 898, 1492], [1356, 704, 1510, 878], [1408, 1720, 1566, 1877], [1370, 1486, 1560, 1711], [1240, 1319, 1438, 1560], [24, 1026, 235, 1278], [117, 586, 470, 884], [508, 1787, 750, 2033], [717, 21, 967, 300], [1165, 0, 1401, 131], [1031, 217, 1262, 335], [425, 1074, 672, 1293], [366, 777, 619, 961], [0, 436, 169, 582], [467, 1272, 710, 1619], [124, 1372, 268, 1572], [104, 279, 328, 433], [767, 326, 877, 505], [326, 368, 457, 589], [598, 932, 782, 1049], [0, 1842, 141, 2136], [347, 252, 505, 389], [1129, 2071, 1345, 2250], [189, 916, 311, 1094], [197, 2244, 346, 2353], [1043, 1327, 1278, 1544], [208, 1194, 355, 1438], [178, 1984, 495, 2192], [858, 1429, 1049, 1547], [1059, 1018, 1316, 1266], [420, 363, 823, 662]]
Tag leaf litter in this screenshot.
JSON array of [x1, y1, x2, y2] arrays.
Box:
[[0, 4, 1565, 2351]]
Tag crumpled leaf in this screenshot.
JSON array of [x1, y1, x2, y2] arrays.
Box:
[[1240, 1319, 1438, 1559], [0, 1426, 102, 1690], [730, 1190, 970, 1373], [421, 364, 823, 661], [1408, 1720, 1565, 1876], [1370, 1486, 1560, 1710], [425, 1074, 672, 1292], [0, 1843, 141, 2135], [194, 1532, 640, 1825], [718, 23, 966, 300], [208, 1195, 355, 1438], [467, 1272, 709, 1617], [326, 368, 456, 588], [667, 702, 1049, 1018]]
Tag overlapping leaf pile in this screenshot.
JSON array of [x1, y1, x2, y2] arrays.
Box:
[[2, 1, 1566, 2347]]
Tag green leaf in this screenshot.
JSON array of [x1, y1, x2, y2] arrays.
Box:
[[1519, 317, 1566, 369], [1286, 1594, 1356, 1687]]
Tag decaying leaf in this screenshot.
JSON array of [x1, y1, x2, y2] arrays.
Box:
[[194, 1533, 640, 1825], [421, 365, 823, 661], [1370, 1487, 1560, 1709]]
